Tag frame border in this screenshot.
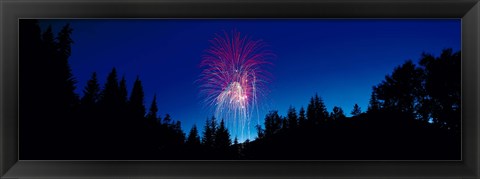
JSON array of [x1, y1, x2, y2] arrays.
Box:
[[1, 0, 479, 178]]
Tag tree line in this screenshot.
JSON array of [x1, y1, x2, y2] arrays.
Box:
[[20, 20, 460, 160], [245, 48, 460, 160], [20, 20, 238, 159]]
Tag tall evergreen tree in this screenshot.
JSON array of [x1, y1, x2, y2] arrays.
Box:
[[99, 68, 120, 109], [97, 68, 123, 152], [215, 119, 232, 150], [210, 116, 218, 136], [80, 72, 100, 109], [41, 26, 59, 115], [41, 26, 56, 67], [79, 72, 102, 150], [287, 106, 298, 129], [298, 106, 307, 127], [202, 117, 216, 148], [234, 137, 238, 145], [307, 94, 329, 125], [281, 116, 288, 130], [146, 94, 159, 126], [315, 94, 329, 123], [186, 125, 201, 146], [119, 75, 128, 106], [129, 76, 146, 119], [117, 75, 130, 131], [172, 121, 186, 146], [307, 97, 316, 125], [56, 23, 78, 111], [20, 20, 50, 157]]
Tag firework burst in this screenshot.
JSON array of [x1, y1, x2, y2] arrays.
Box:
[[198, 30, 273, 140]]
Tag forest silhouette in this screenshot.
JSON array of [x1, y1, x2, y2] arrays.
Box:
[[20, 20, 460, 160]]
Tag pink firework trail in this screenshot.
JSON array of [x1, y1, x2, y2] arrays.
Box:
[[199, 30, 273, 140]]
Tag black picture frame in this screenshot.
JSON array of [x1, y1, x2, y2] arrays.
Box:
[[1, 0, 479, 178]]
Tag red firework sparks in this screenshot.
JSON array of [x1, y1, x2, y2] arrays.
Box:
[[198, 30, 273, 139]]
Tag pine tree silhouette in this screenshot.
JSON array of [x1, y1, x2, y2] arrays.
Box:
[[186, 125, 201, 146], [351, 104, 362, 116], [214, 119, 232, 158], [287, 106, 298, 129]]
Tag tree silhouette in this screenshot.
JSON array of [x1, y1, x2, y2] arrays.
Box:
[[186, 125, 201, 146], [20, 20, 49, 159], [264, 110, 282, 137], [255, 124, 265, 139], [119, 75, 129, 107], [306, 97, 315, 126], [232, 136, 241, 159], [56, 23, 79, 112], [214, 119, 232, 157], [129, 76, 146, 120], [81, 72, 101, 107], [97, 68, 122, 152], [146, 94, 159, 126], [282, 116, 288, 130], [161, 114, 173, 128], [99, 68, 120, 113], [117, 75, 129, 134], [307, 94, 329, 125], [374, 60, 424, 116], [368, 87, 381, 113], [202, 116, 216, 149], [172, 121, 186, 146], [298, 106, 307, 127], [287, 106, 298, 129], [351, 104, 362, 116], [330, 106, 346, 120], [20, 21, 83, 159], [419, 49, 461, 131]]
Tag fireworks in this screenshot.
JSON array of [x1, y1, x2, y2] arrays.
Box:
[[198, 30, 272, 140]]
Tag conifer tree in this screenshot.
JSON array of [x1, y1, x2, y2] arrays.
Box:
[[298, 106, 306, 127], [351, 103, 362, 116], [215, 119, 232, 149], [56, 24, 79, 111], [186, 125, 201, 146], [100, 68, 120, 109], [202, 117, 215, 148], [81, 72, 100, 108], [146, 94, 159, 125], [233, 136, 239, 146], [314, 94, 329, 122], [129, 76, 146, 119], [119, 75, 128, 106], [287, 106, 298, 129], [307, 94, 329, 125]]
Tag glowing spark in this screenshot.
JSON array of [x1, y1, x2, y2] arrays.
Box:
[[198, 30, 273, 140]]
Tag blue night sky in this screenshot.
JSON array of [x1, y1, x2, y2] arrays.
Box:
[[39, 19, 461, 141]]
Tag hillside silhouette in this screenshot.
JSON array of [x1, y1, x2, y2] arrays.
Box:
[[19, 20, 460, 160]]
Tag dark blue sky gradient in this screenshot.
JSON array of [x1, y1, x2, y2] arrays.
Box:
[[40, 19, 460, 141]]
